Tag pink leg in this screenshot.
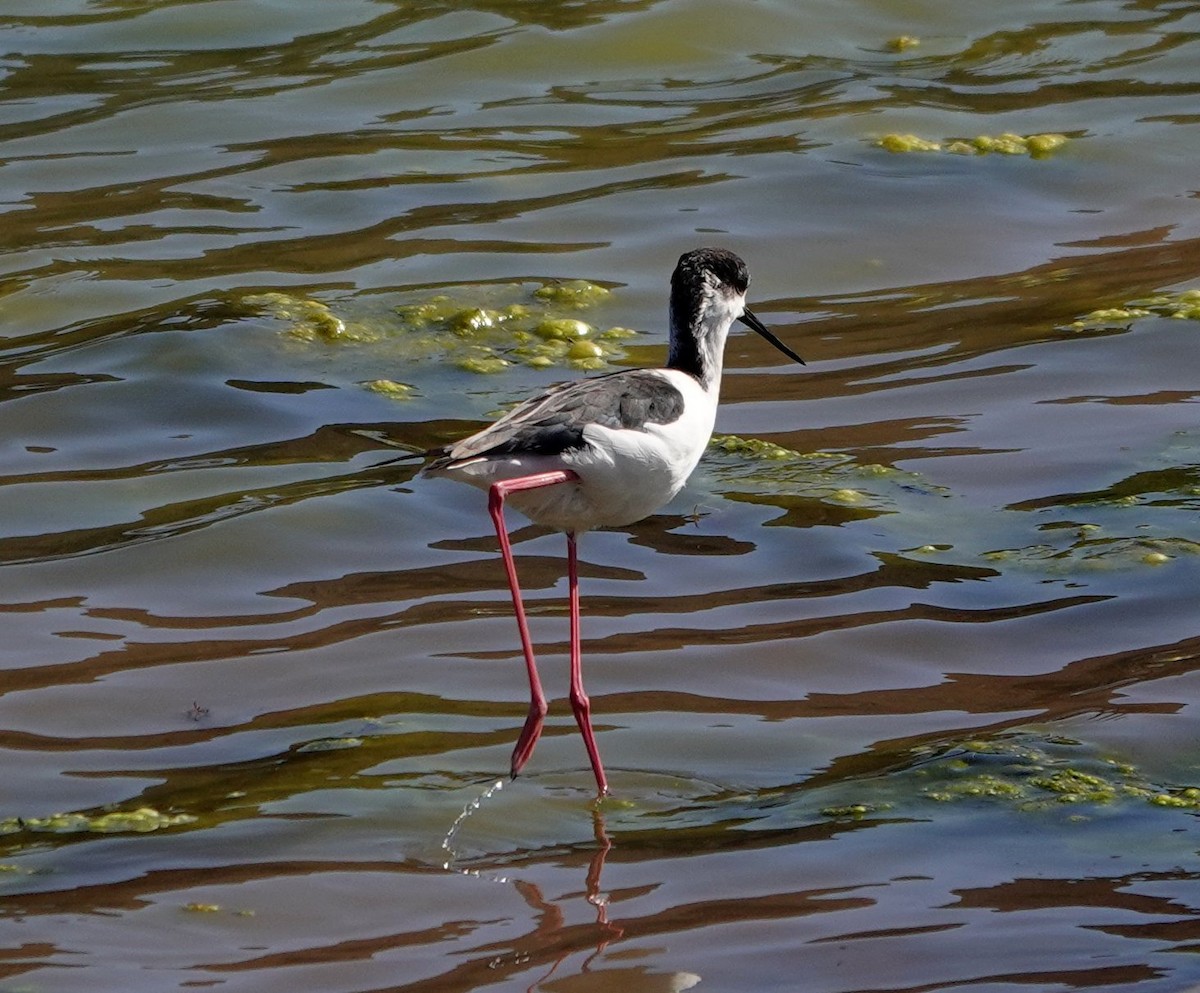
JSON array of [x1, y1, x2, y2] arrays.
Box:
[[567, 532, 608, 795], [487, 470, 578, 780]]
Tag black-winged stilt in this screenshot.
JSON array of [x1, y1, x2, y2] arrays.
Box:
[[426, 247, 805, 794]]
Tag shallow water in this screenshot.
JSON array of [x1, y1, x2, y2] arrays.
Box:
[[3, 1, 1200, 990]]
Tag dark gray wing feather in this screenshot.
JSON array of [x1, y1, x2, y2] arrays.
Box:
[[427, 369, 684, 469]]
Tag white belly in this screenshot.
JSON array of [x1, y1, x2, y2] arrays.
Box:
[[441, 371, 717, 533]]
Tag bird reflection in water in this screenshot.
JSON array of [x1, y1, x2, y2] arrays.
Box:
[[440, 784, 704, 990]]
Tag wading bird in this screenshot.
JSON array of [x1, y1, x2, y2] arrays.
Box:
[[425, 248, 804, 794]]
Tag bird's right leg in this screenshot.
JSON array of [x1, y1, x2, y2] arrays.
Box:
[[488, 470, 579, 778]]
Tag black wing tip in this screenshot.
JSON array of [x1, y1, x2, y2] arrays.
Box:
[[422, 446, 459, 474]]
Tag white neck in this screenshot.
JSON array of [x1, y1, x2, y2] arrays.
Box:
[[668, 285, 746, 394]]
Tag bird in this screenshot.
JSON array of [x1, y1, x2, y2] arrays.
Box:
[[424, 247, 805, 795]]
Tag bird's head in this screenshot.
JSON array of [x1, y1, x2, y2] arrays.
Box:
[[668, 248, 804, 386]]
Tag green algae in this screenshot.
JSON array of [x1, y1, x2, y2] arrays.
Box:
[[0, 805, 196, 836], [922, 773, 1028, 803], [819, 802, 893, 818], [447, 307, 498, 335], [814, 731, 1200, 823], [982, 534, 1200, 572], [1062, 288, 1200, 332], [877, 133, 942, 153], [242, 292, 348, 340], [242, 278, 636, 381], [533, 317, 592, 340], [711, 424, 1200, 588], [707, 434, 946, 522], [532, 279, 611, 308], [912, 733, 1200, 813], [181, 903, 255, 918], [362, 379, 414, 400], [875, 131, 1069, 157], [710, 434, 810, 461], [1149, 788, 1200, 808], [295, 736, 364, 753], [1027, 768, 1117, 804], [986, 443, 1200, 575], [455, 353, 511, 375], [1011, 456, 1200, 516]]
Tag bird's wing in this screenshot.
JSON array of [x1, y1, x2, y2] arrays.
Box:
[[427, 369, 685, 468]]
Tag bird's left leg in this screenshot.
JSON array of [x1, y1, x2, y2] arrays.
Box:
[[567, 532, 608, 795], [488, 470, 579, 779]]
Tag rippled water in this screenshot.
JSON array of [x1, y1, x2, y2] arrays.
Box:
[[4, 1, 1200, 990]]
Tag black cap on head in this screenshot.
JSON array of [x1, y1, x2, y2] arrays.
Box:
[[673, 247, 750, 297]]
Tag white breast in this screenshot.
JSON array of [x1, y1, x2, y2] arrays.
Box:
[[564, 370, 716, 527], [448, 369, 719, 533]]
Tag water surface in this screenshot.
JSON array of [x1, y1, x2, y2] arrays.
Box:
[[3, 1, 1200, 990]]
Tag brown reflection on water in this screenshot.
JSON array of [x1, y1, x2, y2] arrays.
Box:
[[0, 859, 403, 917], [0, 456, 417, 565], [462, 580, 1080, 662], [1009, 463, 1200, 512], [953, 870, 1200, 919], [800, 632, 1200, 790], [8, 599, 1184, 865], [4, 1, 1200, 988], [755, 232, 1200, 420], [290, 541, 998, 634]]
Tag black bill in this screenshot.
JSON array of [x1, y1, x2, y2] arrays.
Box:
[[739, 308, 805, 366]]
